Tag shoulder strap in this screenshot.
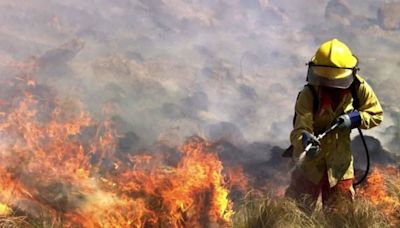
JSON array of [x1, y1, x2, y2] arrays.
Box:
[[292, 84, 318, 126], [305, 84, 319, 114], [350, 79, 360, 110]]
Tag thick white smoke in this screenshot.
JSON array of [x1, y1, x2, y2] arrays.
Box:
[[0, 0, 398, 153]]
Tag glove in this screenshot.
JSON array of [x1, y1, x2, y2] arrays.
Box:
[[302, 131, 321, 159], [336, 111, 361, 129]]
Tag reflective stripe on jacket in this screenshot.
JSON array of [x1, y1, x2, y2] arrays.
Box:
[[290, 75, 383, 187]]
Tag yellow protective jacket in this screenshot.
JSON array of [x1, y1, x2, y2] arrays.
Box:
[[290, 75, 383, 187]]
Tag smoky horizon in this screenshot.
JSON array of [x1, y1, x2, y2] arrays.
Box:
[[0, 0, 398, 153]]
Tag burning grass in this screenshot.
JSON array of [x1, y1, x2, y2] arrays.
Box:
[[0, 75, 234, 227], [234, 166, 400, 228], [234, 193, 393, 228], [0, 74, 398, 227]]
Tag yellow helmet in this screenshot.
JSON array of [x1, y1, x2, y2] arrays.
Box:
[[307, 38, 358, 88]]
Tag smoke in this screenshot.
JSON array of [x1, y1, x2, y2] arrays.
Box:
[[0, 0, 398, 153]]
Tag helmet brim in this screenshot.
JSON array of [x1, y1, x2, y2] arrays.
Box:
[[311, 51, 358, 73], [307, 70, 354, 89]]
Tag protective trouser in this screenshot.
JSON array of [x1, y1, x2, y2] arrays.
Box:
[[285, 169, 354, 214]]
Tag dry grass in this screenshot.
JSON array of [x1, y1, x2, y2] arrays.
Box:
[[0, 168, 399, 227], [233, 192, 324, 228], [324, 197, 390, 228], [0, 216, 30, 228], [0, 214, 60, 228], [385, 171, 400, 227], [235, 166, 400, 228], [0, 195, 393, 228], [234, 192, 392, 228], [387, 172, 400, 200]]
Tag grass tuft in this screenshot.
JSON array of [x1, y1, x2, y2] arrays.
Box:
[[234, 191, 392, 228]]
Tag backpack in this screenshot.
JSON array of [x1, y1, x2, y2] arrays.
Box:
[[281, 79, 360, 158]]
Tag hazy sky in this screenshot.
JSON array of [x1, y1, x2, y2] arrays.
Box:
[[0, 0, 398, 152]]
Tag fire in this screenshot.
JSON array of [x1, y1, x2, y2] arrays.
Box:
[[0, 75, 236, 227], [358, 165, 400, 225], [225, 166, 248, 193], [108, 137, 234, 227]]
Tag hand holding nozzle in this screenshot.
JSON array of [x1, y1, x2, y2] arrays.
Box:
[[301, 120, 342, 159], [293, 118, 344, 171], [302, 131, 321, 158]]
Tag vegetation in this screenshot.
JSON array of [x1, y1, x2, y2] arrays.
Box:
[[234, 167, 400, 228], [234, 193, 391, 228], [0, 168, 398, 227]]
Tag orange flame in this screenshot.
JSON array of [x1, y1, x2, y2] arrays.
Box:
[[358, 165, 400, 225], [225, 165, 249, 193], [0, 76, 236, 227], [110, 137, 234, 227]]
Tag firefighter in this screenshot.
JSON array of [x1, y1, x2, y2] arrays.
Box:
[[285, 38, 384, 212]]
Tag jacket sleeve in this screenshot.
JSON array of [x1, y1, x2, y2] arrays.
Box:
[[357, 79, 384, 129], [290, 87, 314, 159]]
